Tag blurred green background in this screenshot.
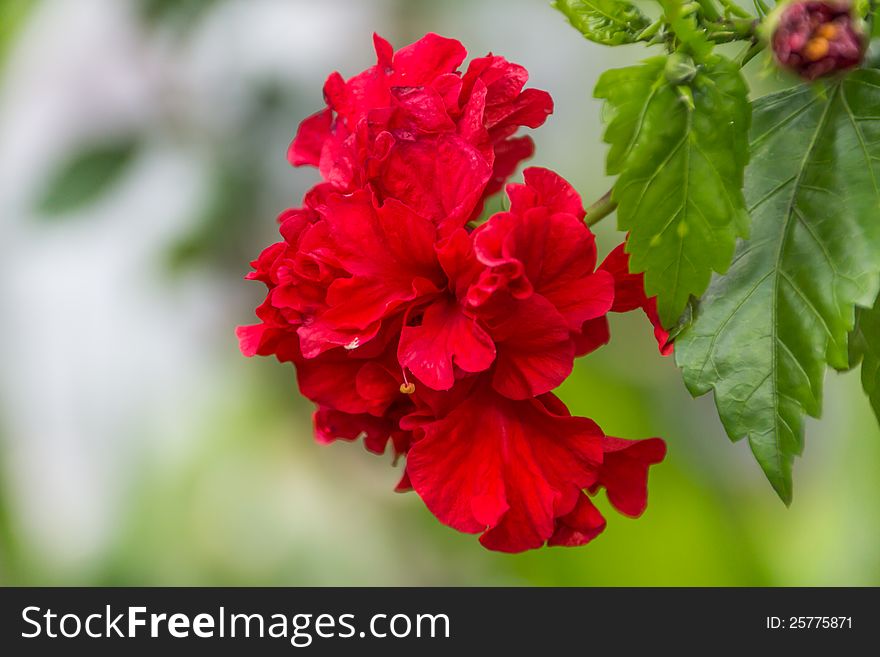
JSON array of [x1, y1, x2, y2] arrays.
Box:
[[0, 0, 877, 586]]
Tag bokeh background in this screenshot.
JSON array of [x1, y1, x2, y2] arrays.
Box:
[[0, 0, 877, 586]]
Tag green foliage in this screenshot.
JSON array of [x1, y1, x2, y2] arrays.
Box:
[[0, 0, 35, 71], [36, 138, 140, 216], [662, 0, 714, 59], [849, 295, 880, 424], [676, 71, 880, 503], [140, 0, 224, 30], [553, 0, 651, 46], [595, 54, 751, 327]]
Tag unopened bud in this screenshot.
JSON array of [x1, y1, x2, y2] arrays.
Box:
[[770, 1, 865, 80], [665, 53, 697, 85]]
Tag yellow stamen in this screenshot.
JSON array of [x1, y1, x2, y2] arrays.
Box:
[[803, 37, 829, 62], [815, 24, 838, 40], [400, 382, 416, 395]]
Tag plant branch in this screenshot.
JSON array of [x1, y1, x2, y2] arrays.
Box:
[[695, 0, 721, 21], [738, 40, 765, 67], [717, 0, 752, 18], [585, 189, 617, 227], [705, 17, 759, 43]]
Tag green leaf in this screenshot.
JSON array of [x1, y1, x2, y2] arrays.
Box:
[[36, 138, 139, 216], [849, 296, 880, 424], [675, 71, 880, 503], [595, 54, 751, 327], [660, 0, 714, 60], [554, 0, 651, 46]]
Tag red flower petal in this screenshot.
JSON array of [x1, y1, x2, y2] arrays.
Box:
[[374, 134, 492, 233], [487, 294, 574, 400], [483, 136, 534, 199], [405, 387, 603, 553], [314, 407, 400, 455], [573, 316, 611, 357], [288, 108, 332, 167], [387, 86, 457, 135], [236, 323, 273, 358], [485, 88, 553, 139], [600, 243, 644, 313], [460, 55, 529, 108], [394, 470, 413, 493], [644, 298, 673, 356], [390, 33, 467, 85], [547, 493, 607, 547], [471, 175, 613, 346], [316, 129, 359, 189], [236, 303, 301, 363], [398, 298, 496, 390], [459, 55, 553, 141], [600, 243, 673, 355], [593, 436, 667, 517], [299, 192, 443, 354], [436, 227, 484, 300], [507, 167, 585, 220], [372, 32, 394, 70], [298, 350, 376, 416]]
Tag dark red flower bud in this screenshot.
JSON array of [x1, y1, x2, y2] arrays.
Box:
[[771, 1, 865, 80]]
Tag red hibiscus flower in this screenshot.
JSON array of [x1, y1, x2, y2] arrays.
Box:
[[238, 35, 666, 553], [288, 33, 553, 231]]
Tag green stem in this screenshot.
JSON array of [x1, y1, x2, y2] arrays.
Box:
[[696, 0, 722, 21], [585, 189, 617, 227], [717, 0, 752, 18], [706, 17, 759, 43], [738, 41, 765, 67]]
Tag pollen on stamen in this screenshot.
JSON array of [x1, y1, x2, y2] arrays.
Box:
[[815, 23, 838, 40], [803, 37, 829, 61], [400, 369, 415, 394]]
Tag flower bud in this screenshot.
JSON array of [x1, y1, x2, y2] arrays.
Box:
[[665, 53, 697, 85], [770, 1, 865, 80]]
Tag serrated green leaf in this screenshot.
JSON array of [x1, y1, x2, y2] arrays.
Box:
[[595, 55, 751, 327], [660, 0, 714, 60], [554, 0, 650, 46], [849, 296, 880, 424], [36, 138, 139, 217], [675, 71, 880, 503]]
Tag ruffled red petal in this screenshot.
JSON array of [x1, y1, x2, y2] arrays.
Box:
[[288, 108, 332, 167], [405, 387, 603, 553], [593, 436, 667, 517], [600, 243, 673, 355], [486, 294, 574, 399], [548, 493, 607, 547], [398, 298, 495, 391]]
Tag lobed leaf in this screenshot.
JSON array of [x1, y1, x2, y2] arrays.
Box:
[[554, 0, 651, 46], [595, 55, 751, 327], [849, 296, 880, 425], [675, 71, 880, 503]]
